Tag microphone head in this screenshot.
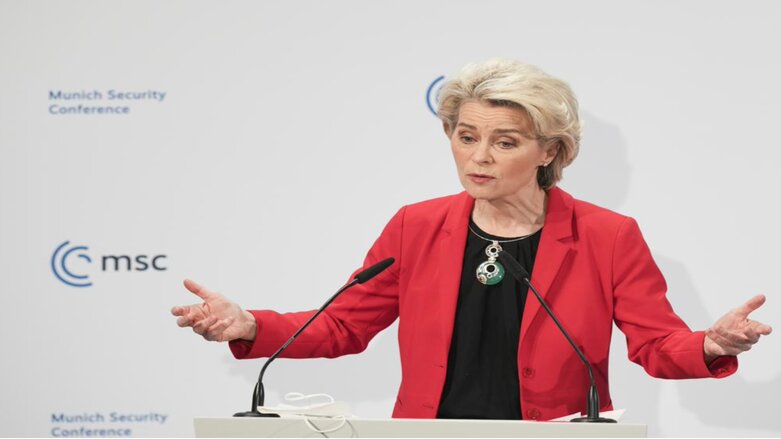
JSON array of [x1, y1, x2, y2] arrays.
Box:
[[498, 250, 531, 279], [354, 257, 395, 284]]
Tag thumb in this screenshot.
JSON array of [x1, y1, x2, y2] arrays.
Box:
[[183, 278, 214, 301], [735, 294, 767, 318]]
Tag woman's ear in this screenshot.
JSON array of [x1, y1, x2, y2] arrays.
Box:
[[544, 140, 560, 163]]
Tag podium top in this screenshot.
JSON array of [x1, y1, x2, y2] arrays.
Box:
[[193, 416, 647, 438]]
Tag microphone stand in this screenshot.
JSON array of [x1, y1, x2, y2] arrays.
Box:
[[498, 251, 616, 423], [233, 279, 359, 417], [233, 257, 395, 417]]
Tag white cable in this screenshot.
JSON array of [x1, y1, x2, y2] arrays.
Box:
[[303, 416, 347, 434], [261, 392, 351, 434]]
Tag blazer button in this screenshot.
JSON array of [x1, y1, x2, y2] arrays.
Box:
[[526, 408, 541, 420], [522, 367, 535, 378]]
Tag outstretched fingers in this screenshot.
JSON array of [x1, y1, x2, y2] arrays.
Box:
[[176, 310, 198, 328], [192, 315, 218, 336], [749, 319, 773, 336], [706, 293, 772, 358], [204, 317, 236, 342], [183, 278, 215, 301], [734, 294, 767, 319]]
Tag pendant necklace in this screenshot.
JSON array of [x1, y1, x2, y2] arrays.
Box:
[[469, 224, 533, 286]]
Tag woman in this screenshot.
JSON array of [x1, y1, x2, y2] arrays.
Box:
[[172, 59, 771, 421]]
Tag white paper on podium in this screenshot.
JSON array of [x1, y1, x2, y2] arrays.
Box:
[[550, 408, 625, 422]]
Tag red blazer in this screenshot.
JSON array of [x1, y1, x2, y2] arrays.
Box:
[[230, 187, 737, 420]]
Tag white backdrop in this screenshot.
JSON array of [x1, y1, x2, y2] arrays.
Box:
[[1, 0, 779, 437]]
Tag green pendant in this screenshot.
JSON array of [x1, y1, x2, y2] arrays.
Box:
[[476, 241, 505, 285], [476, 260, 505, 285]]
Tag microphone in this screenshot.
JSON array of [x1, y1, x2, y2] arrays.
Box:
[[234, 257, 396, 418], [497, 251, 616, 423], [354, 257, 395, 284]]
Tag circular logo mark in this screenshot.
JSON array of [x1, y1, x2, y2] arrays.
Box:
[[51, 241, 92, 287], [426, 75, 446, 116]]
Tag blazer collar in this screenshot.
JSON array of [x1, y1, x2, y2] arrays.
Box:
[[542, 186, 576, 241], [442, 191, 474, 236], [522, 186, 576, 344]]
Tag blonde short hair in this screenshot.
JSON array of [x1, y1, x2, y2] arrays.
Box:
[[437, 59, 581, 190]]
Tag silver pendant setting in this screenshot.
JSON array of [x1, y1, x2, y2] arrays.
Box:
[[476, 241, 505, 285]]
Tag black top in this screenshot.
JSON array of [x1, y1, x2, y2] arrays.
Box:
[[436, 218, 542, 420]]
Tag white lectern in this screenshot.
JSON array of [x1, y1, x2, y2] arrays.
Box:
[[193, 417, 647, 437]]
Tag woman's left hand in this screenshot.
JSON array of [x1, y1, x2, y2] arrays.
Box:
[[704, 294, 772, 363]]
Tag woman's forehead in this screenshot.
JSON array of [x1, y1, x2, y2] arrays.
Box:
[[456, 100, 535, 134]]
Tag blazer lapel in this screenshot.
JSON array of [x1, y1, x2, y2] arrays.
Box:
[[520, 187, 575, 345], [436, 192, 474, 349]]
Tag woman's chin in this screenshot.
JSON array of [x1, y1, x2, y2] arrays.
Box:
[[463, 186, 500, 201]]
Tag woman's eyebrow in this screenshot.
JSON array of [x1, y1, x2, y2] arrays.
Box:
[[455, 123, 522, 134], [455, 122, 477, 130], [455, 123, 529, 137], [493, 128, 524, 135]]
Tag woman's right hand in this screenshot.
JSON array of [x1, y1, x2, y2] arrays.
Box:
[[171, 279, 257, 342]]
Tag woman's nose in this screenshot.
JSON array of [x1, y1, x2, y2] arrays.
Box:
[[471, 141, 493, 164]]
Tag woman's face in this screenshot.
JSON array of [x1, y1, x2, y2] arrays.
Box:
[[450, 100, 557, 202]]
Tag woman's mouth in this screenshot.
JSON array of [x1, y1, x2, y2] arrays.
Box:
[[467, 173, 495, 184]]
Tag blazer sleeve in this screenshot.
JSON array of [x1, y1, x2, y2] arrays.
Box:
[[611, 216, 737, 379], [228, 207, 405, 360]]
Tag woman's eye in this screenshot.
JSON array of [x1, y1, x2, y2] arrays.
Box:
[[460, 136, 476, 144], [497, 141, 516, 149]]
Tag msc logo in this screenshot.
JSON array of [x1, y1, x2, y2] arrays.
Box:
[[51, 241, 167, 288], [51, 241, 92, 287], [426, 75, 445, 116]]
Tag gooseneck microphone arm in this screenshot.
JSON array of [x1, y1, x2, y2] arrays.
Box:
[[235, 279, 359, 418], [497, 251, 616, 423], [234, 257, 395, 418]]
